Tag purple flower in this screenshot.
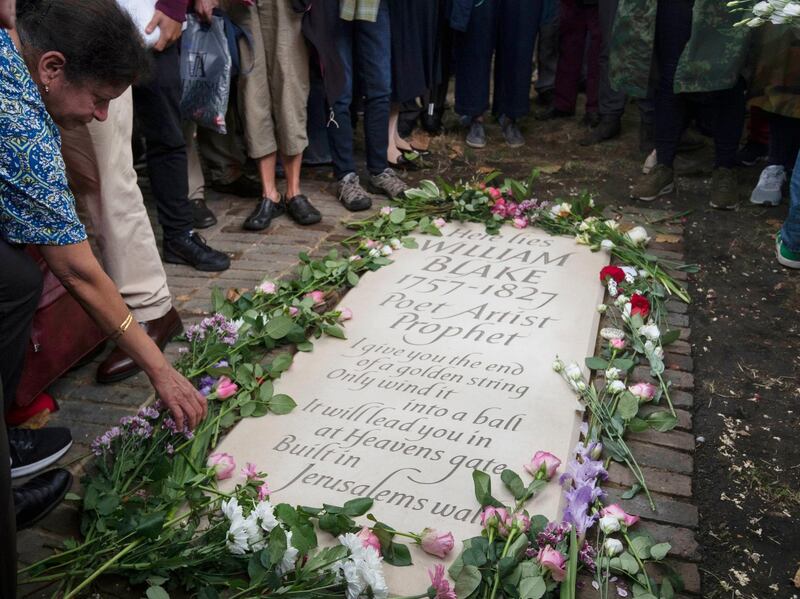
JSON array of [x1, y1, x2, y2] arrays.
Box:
[[579, 541, 596, 573], [562, 485, 598, 536], [185, 313, 239, 346]]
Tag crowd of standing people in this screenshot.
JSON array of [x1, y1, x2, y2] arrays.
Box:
[[1, 0, 799, 597]]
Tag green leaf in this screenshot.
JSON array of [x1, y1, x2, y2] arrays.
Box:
[[389, 208, 407, 224], [64, 492, 81, 502], [519, 576, 546, 599], [211, 287, 226, 312], [454, 565, 482, 598], [248, 553, 267, 585], [96, 494, 119, 516], [322, 324, 347, 339], [585, 356, 609, 370], [646, 411, 678, 432], [649, 542, 671, 560], [382, 541, 412, 567], [622, 483, 642, 500], [342, 497, 374, 517], [629, 535, 653, 559], [259, 381, 274, 402], [135, 511, 166, 539], [346, 270, 360, 286], [471, 470, 501, 507], [270, 394, 297, 415], [612, 358, 635, 372], [619, 551, 640, 574], [240, 401, 256, 418], [296, 340, 314, 352], [146, 586, 170, 599], [617, 393, 640, 420], [660, 578, 675, 599], [270, 353, 293, 373], [659, 330, 680, 346], [268, 526, 287, 565], [264, 315, 294, 340], [501, 469, 526, 501], [628, 417, 650, 433]]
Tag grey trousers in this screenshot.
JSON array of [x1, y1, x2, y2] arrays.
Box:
[[598, 0, 626, 117], [535, 13, 559, 92]]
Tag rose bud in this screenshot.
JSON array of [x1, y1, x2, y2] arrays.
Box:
[[419, 528, 455, 558], [356, 526, 381, 553], [604, 538, 624, 556], [537, 546, 567, 581], [601, 504, 640, 528], [207, 452, 236, 480], [524, 451, 562, 481]]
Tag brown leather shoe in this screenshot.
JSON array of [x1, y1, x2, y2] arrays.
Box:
[[96, 307, 183, 384]]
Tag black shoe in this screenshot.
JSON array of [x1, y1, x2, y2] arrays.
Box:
[[243, 196, 285, 231], [191, 199, 217, 229], [286, 195, 322, 225], [210, 176, 262, 198], [10, 428, 72, 479], [736, 141, 768, 167], [534, 88, 554, 107], [421, 111, 443, 134], [579, 116, 621, 146], [14, 469, 72, 530], [535, 106, 575, 121], [163, 232, 230, 272], [581, 112, 600, 128]]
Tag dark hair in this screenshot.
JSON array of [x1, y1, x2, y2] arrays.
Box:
[[16, 0, 151, 87]]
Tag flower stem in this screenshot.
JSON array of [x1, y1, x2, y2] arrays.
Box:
[[63, 539, 142, 599]]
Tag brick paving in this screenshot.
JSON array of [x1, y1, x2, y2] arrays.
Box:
[[17, 185, 701, 598]]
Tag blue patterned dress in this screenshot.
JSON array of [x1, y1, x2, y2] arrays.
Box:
[[0, 29, 87, 246]]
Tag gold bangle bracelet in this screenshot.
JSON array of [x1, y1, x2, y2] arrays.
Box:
[[111, 312, 134, 341]]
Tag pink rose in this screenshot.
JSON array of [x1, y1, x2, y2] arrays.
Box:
[[432, 218, 447, 229], [487, 187, 502, 200], [257, 481, 270, 501], [524, 451, 561, 481], [380, 206, 394, 215], [305, 290, 325, 305], [628, 382, 657, 402], [288, 306, 299, 317], [419, 528, 454, 558], [356, 526, 381, 553], [257, 281, 276, 294], [512, 512, 530, 533], [610, 338, 626, 350], [512, 217, 528, 229], [340, 307, 353, 321], [207, 452, 236, 480], [538, 546, 567, 581], [601, 504, 640, 528], [242, 462, 258, 480], [480, 506, 510, 531], [215, 376, 238, 399]]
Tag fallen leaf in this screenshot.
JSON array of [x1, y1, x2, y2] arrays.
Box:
[[176, 294, 191, 302], [538, 163, 562, 174], [655, 233, 682, 244], [226, 288, 243, 302], [793, 564, 800, 588]]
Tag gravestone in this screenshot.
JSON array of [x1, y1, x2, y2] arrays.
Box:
[[218, 222, 609, 593]]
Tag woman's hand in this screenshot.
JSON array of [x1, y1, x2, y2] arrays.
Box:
[[150, 363, 208, 431], [195, 0, 219, 23], [146, 9, 183, 51]]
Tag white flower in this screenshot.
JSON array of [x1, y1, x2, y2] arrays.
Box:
[[226, 517, 251, 555], [335, 534, 388, 599], [252, 500, 278, 532], [622, 302, 632, 319], [599, 515, 621, 534], [278, 530, 300, 575], [597, 304, 608, 313], [605, 367, 622, 381], [600, 327, 626, 340], [621, 266, 637, 283], [604, 219, 619, 231], [550, 202, 572, 218], [221, 498, 243, 522], [604, 538, 624, 557], [565, 363, 583, 381], [579, 221, 591, 232], [608, 380, 626, 394], [746, 16, 766, 26], [639, 324, 661, 341], [752, 0, 771, 14], [575, 233, 591, 245], [243, 514, 265, 551], [625, 226, 650, 246], [368, 248, 380, 258], [770, 12, 787, 22], [607, 279, 619, 297], [588, 198, 596, 208], [380, 245, 393, 256], [552, 359, 565, 372], [348, 255, 360, 262], [600, 239, 615, 251], [389, 238, 402, 250], [782, 1, 800, 14], [576, 381, 587, 391]]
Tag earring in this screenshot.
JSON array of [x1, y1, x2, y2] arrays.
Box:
[[44, 83, 50, 94]]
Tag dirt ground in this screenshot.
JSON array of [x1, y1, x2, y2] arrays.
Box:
[[349, 104, 800, 598]]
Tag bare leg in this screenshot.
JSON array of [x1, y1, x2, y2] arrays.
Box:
[[256, 152, 280, 202], [388, 106, 402, 164], [391, 104, 414, 152], [281, 152, 303, 199]]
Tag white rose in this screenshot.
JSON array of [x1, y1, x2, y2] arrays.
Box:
[[565, 363, 583, 381], [389, 238, 402, 249], [604, 538, 624, 557], [782, 1, 800, 14], [605, 367, 622, 381], [752, 0, 771, 14], [615, 294, 629, 307], [597, 304, 608, 313], [599, 515, 621, 534], [608, 380, 626, 394], [380, 245, 393, 256], [625, 226, 651, 245], [600, 239, 615, 251], [552, 360, 565, 373], [639, 324, 661, 341], [576, 381, 587, 391]]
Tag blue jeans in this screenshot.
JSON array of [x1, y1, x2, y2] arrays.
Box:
[[454, 0, 543, 120], [326, 3, 391, 179], [780, 150, 800, 252]]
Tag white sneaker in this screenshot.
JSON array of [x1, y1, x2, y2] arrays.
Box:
[[642, 149, 657, 174], [750, 165, 785, 206]]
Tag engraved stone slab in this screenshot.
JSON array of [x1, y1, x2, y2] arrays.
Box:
[[218, 222, 609, 593]]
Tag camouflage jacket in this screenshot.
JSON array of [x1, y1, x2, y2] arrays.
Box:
[[610, 0, 751, 97]]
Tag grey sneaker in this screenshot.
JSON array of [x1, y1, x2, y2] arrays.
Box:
[[750, 164, 785, 206], [369, 168, 408, 200], [499, 116, 525, 147], [709, 167, 739, 210], [631, 164, 674, 201], [337, 172, 372, 212], [465, 120, 486, 149]]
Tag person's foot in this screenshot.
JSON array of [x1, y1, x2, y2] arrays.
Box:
[[421, 111, 443, 134], [465, 120, 486, 149], [776, 232, 800, 269], [14, 469, 72, 531], [337, 173, 372, 212], [534, 88, 554, 107], [96, 307, 183, 383], [579, 116, 621, 146], [242, 196, 285, 231], [674, 153, 712, 177], [191, 199, 217, 229], [163, 233, 230, 271], [10, 428, 72, 479], [535, 106, 575, 121], [369, 168, 409, 200], [709, 167, 740, 210], [498, 115, 525, 147], [210, 176, 262, 198], [736, 141, 768, 167], [750, 165, 785, 206], [580, 112, 600, 128], [631, 164, 675, 201], [286, 195, 322, 225]]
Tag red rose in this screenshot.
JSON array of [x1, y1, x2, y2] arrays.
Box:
[[599, 266, 625, 283], [630, 294, 650, 318]]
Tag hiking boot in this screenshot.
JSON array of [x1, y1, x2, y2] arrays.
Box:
[[632, 164, 674, 201], [776, 232, 800, 269], [736, 141, 768, 167], [579, 116, 621, 146], [369, 168, 408, 200], [498, 115, 525, 147], [750, 164, 785, 206], [709, 167, 739, 210], [465, 120, 486, 149], [674, 153, 712, 177], [337, 172, 372, 212]]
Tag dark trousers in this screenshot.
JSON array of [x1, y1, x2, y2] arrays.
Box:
[[554, 0, 601, 114], [654, 0, 745, 168], [327, 1, 392, 179], [454, 0, 543, 120], [132, 44, 194, 240], [598, 0, 626, 117], [0, 239, 43, 599], [767, 112, 800, 171]]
